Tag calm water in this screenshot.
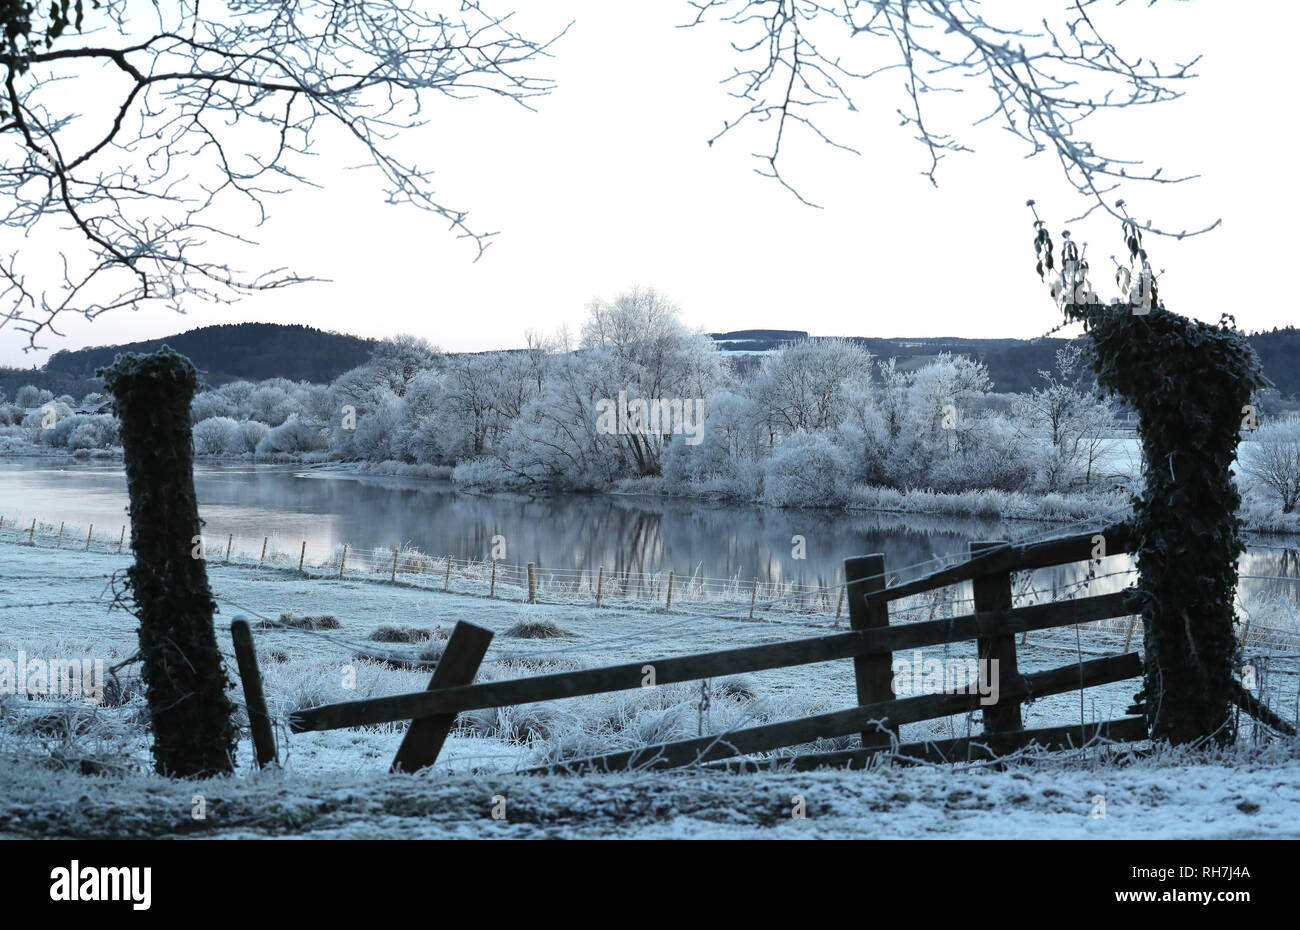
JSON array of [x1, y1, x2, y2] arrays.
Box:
[[0, 460, 1296, 600]]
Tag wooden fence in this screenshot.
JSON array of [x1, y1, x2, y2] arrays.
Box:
[[226, 523, 1204, 773]]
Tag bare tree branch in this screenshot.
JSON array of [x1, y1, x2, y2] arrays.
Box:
[[0, 0, 568, 350], [687, 0, 1215, 235]]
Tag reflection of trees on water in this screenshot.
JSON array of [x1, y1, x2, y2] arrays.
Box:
[[10, 462, 1296, 605]]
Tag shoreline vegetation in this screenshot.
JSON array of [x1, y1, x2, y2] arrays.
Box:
[[3, 292, 1299, 537]]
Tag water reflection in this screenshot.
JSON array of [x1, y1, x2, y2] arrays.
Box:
[[0, 460, 1295, 601]]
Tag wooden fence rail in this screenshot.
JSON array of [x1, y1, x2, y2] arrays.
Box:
[[261, 524, 1169, 775]]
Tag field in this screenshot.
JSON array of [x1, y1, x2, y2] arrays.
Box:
[[1, 535, 1298, 838]]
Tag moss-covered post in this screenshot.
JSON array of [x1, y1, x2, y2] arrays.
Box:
[[1032, 208, 1265, 745], [102, 347, 236, 777]]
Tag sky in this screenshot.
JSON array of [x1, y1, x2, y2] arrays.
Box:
[[3, 0, 1297, 367]]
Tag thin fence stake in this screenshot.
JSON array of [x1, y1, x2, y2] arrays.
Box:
[[230, 618, 278, 768], [56, 521, 64, 549], [596, 565, 604, 607], [85, 523, 93, 551], [749, 578, 758, 619], [391, 547, 399, 582], [490, 560, 497, 598], [1124, 615, 1140, 652], [339, 544, 347, 579], [527, 562, 536, 603], [225, 533, 232, 562], [118, 525, 126, 553], [299, 540, 307, 573], [260, 536, 268, 565], [28, 518, 35, 545], [666, 570, 675, 610], [835, 586, 845, 621], [444, 556, 452, 592]]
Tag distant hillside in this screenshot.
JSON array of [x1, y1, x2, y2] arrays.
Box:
[[42, 323, 376, 386], [711, 329, 1300, 399]]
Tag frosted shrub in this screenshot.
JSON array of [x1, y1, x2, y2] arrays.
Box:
[[193, 416, 244, 454], [239, 420, 270, 452], [190, 391, 236, 422], [65, 416, 120, 450], [762, 430, 853, 507], [13, 385, 53, 408], [255, 414, 329, 454]]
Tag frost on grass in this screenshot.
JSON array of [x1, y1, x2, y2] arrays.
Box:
[[260, 612, 342, 631]]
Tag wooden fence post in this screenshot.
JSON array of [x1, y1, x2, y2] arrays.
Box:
[[338, 544, 347, 579], [835, 585, 845, 621], [259, 536, 268, 565], [230, 618, 278, 768], [845, 553, 895, 749], [489, 560, 497, 598], [85, 523, 93, 551], [28, 518, 35, 545], [225, 533, 232, 562], [118, 525, 126, 553], [1124, 615, 1140, 652], [971, 540, 1022, 735], [56, 521, 64, 549], [666, 571, 675, 610], [391, 621, 494, 774], [595, 565, 604, 607], [299, 540, 307, 572], [749, 578, 759, 619], [527, 562, 536, 603], [444, 556, 452, 592], [391, 547, 399, 582]]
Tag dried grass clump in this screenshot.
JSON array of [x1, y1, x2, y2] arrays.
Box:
[[368, 624, 445, 644], [260, 612, 341, 630], [503, 618, 573, 639]]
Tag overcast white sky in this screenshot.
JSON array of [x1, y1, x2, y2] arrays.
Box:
[[4, 0, 1297, 368]]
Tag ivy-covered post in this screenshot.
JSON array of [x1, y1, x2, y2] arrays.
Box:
[[102, 347, 237, 776], [1031, 207, 1266, 745]]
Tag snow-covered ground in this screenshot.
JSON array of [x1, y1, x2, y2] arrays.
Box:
[[1, 536, 1296, 838]]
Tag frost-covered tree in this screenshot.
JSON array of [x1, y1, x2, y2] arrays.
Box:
[[749, 338, 872, 439], [1243, 418, 1300, 514], [1012, 343, 1118, 490]]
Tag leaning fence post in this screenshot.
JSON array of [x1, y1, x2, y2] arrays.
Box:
[[298, 540, 307, 572], [85, 523, 93, 551], [972, 540, 1023, 736], [666, 570, 675, 610], [527, 562, 536, 603], [595, 565, 604, 607], [749, 578, 759, 619], [230, 618, 278, 769], [845, 553, 895, 749], [259, 536, 268, 565], [1124, 615, 1140, 652], [391, 547, 400, 582], [391, 621, 494, 774], [225, 533, 232, 562], [56, 521, 64, 549], [338, 544, 347, 579], [28, 518, 35, 545], [118, 525, 126, 553], [835, 585, 845, 621]]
